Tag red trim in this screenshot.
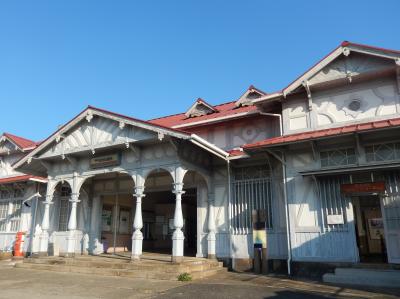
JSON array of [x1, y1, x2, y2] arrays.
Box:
[[243, 117, 400, 149], [87, 106, 191, 135], [227, 149, 246, 157], [3, 133, 37, 150], [0, 175, 47, 184]]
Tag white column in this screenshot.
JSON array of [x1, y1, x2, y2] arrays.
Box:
[[39, 195, 53, 256], [172, 182, 185, 263], [131, 186, 145, 260], [207, 193, 216, 259], [89, 196, 101, 255], [66, 193, 80, 257]]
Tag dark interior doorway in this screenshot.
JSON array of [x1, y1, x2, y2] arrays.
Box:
[[353, 195, 387, 263]]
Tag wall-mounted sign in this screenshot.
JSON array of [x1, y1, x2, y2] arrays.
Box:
[[90, 153, 120, 169], [368, 218, 384, 240], [340, 182, 386, 194], [327, 214, 344, 225], [252, 210, 267, 249]]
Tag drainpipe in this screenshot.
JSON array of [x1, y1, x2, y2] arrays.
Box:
[[281, 152, 292, 276], [259, 112, 282, 137], [226, 159, 233, 269], [27, 183, 40, 257], [259, 111, 292, 275]]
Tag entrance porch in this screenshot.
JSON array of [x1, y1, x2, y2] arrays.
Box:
[[17, 252, 226, 280]]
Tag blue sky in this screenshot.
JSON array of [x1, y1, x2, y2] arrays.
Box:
[[0, 1, 399, 141]]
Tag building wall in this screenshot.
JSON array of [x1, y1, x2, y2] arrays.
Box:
[[285, 150, 359, 263], [283, 74, 400, 134], [190, 116, 280, 150]]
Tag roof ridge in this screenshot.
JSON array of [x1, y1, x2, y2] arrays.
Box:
[[148, 99, 238, 122]]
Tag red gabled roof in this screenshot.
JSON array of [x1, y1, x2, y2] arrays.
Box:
[[3, 133, 37, 150], [149, 101, 258, 128], [0, 174, 47, 184], [243, 117, 400, 149]]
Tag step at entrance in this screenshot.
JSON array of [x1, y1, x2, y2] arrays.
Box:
[[15, 255, 227, 281], [323, 267, 400, 288]]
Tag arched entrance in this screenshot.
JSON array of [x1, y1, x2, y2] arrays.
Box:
[[76, 172, 136, 256]]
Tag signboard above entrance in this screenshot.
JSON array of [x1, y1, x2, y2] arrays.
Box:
[[90, 153, 121, 169], [340, 182, 386, 194]]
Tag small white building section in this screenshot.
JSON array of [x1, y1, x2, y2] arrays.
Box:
[[0, 133, 45, 253], [249, 41, 400, 271]]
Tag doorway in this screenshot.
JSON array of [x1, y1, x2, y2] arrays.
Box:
[[353, 195, 387, 263], [100, 193, 133, 254]]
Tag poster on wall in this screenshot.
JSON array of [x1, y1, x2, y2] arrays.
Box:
[[102, 209, 112, 232], [119, 210, 130, 234], [368, 218, 384, 240]]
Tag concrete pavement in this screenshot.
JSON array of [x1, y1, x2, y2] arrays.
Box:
[[0, 260, 398, 299]]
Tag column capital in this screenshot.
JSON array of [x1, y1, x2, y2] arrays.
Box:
[[134, 186, 145, 197], [70, 193, 80, 203], [172, 182, 185, 195], [44, 195, 53, 204]]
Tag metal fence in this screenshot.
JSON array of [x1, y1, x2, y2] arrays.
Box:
[[231, 177, 273, 234]]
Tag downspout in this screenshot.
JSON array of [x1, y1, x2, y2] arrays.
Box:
[[259, 112, 282, 137], [281, 152, 292, 276], [260, 110, 292, 275], [226, 159, 233, 269], [28, 182, 40, 257]]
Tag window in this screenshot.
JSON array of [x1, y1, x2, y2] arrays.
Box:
[[0, 200, 23, 232], [320, 148, 356, 168], [0, 201, 8, 231], [0, 184, 25, 232], [365, 142, 400, 162], [348, 99, 361, 111], [58, 199, 71, 231], [318, 176, 350, 232], [231, 166, 273, 234]]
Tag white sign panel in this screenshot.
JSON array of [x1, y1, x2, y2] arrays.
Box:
[[327, 214, 344, 225]]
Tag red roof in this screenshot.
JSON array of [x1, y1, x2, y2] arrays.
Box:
[[0, 174, 47, 184], [227, 149, 247, 157], [3, 133, 37, 150], [243, 117, 400, 149], [149, 101, 258, 128]]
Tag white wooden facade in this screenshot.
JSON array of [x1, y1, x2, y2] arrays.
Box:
[[1, 41, 399, 273]]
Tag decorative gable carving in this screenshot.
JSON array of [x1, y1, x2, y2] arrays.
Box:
[[308, 53, 394, 86], [40, 116, 156, 159], [235, 85, 266, 107], [185, 98, 217, 118], [0, 136, 19, 155]]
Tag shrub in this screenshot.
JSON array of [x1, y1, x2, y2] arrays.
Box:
[[177, 272, 192, 281]]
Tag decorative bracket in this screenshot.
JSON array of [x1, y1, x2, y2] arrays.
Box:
[[309, 140, 318, 161], [302, 80, 313, 111]]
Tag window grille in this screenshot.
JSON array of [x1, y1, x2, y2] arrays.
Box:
[[9, 200, 22, 232], [0, 201, 8, 231], [320, 148, 356, 168], [231, 166, 273, 234], [0, 184, 25, 232], [383, 171, 400, 230], [58, 199, 71, 231], [317, 176, 350, 231], [365, 142, 400, 162]]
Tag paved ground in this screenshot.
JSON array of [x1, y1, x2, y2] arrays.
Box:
[[0, 260, 398, 299]]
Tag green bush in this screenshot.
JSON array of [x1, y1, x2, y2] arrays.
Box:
[[177, 272, 192, 281]]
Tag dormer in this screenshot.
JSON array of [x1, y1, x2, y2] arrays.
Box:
[[0, 133, 36, 156], [235, 85, 266, 107], [185, 98, 218, 118]]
